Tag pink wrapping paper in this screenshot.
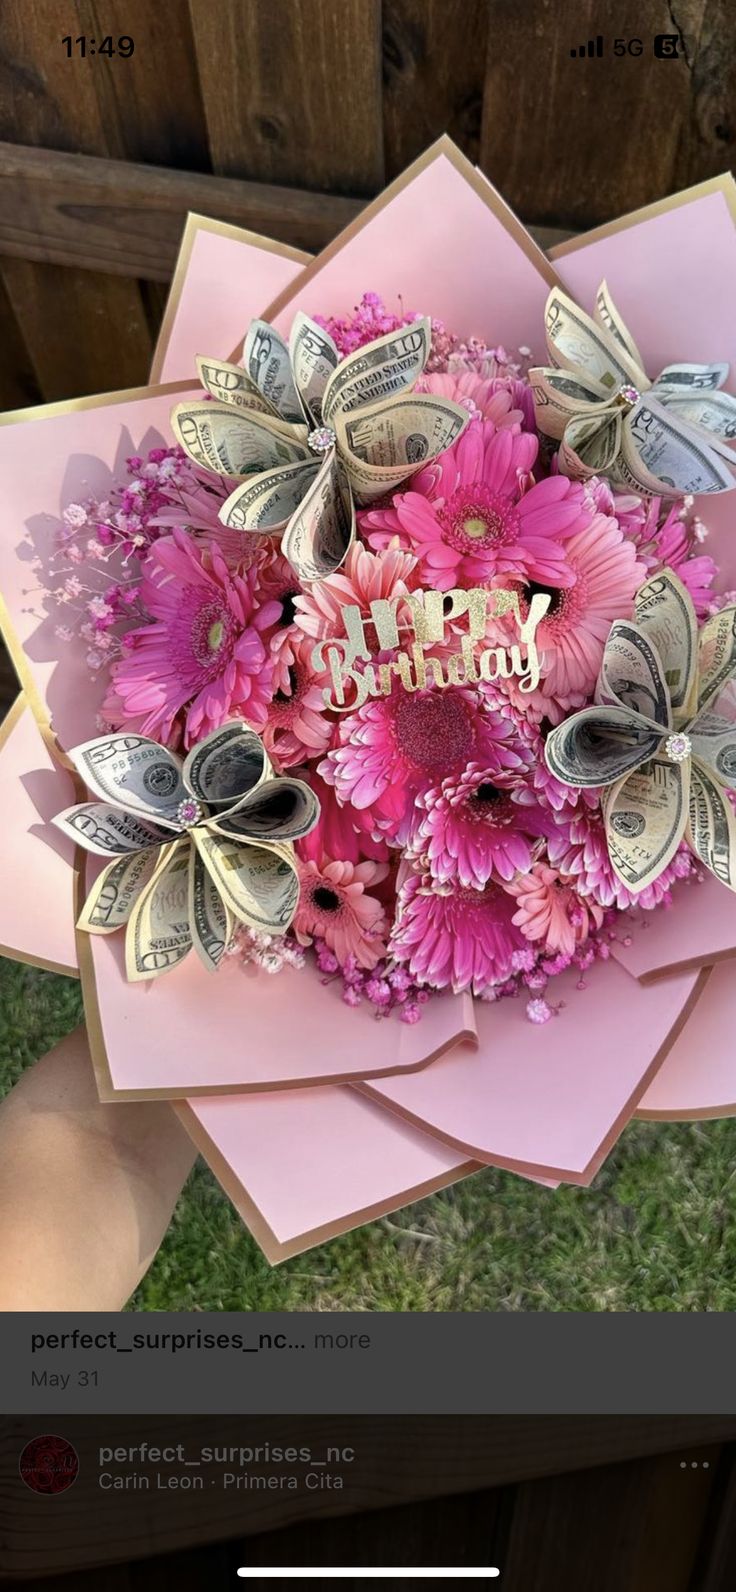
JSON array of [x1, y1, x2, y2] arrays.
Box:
[[0, 697, 77, 976], [362, 961, 705, 1181]]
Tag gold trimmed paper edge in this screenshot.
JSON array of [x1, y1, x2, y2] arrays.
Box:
[[550, 172, 736, 259], [261, 135, 562, 325], [175, 1100, 481, 1264], [0, 694, 79, 979], [150, 212, 311, 383]]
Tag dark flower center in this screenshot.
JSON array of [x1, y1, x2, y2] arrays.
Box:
[[524, 580, 563, 617], [279, 591, 299, 627], [475, 781, 502, 803], [313, 885, 341, 913]]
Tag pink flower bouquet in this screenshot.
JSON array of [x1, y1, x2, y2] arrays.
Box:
[[3, 141, 736, 1262]]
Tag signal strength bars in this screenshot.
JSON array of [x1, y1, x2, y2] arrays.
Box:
[[570, 36, 603, 57]]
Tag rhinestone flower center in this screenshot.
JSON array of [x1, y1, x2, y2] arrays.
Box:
[[308, 425, 337, 454], [617, 383, 641, 407], [664, 732, 691, 764], [177, 797, 204, 828]]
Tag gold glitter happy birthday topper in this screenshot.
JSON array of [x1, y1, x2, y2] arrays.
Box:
[[311, 586, 551, 711]]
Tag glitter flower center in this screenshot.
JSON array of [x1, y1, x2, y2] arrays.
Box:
[[439, 484, 519, 554], [308, 425, 337, 454], [393, 691, 474, 774]]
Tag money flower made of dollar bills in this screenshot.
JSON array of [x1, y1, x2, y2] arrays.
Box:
[[530, 281, 736, 498], [53, 722, 319, 982], [170, 313, 468, 585], [545, 569, 736, 896]]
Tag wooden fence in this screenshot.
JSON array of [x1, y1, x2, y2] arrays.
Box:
[[0, 0, 733, 408]]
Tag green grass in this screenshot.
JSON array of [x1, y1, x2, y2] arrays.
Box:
[[3, 954, 736, 1311]]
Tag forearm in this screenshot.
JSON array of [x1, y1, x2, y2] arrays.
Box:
[[0, 1026, 196, 1310]]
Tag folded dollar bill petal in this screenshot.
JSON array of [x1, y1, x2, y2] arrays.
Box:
[[189, 847, 232, 973], [195, 356, 281, 417], [193, 827, 300, 933], [243, 317, 307, 426], [531, 283, 736, 498], [634, 568, 698, 721], [695, 604, 736, 715], [53, 801, 175, 857], [596, 619, 673, 729], [544, 705, 662, 788], [77, 849, 159, 934], [603, 758, 690, 894], [219, 459, 320, 534], [687, 759, 736, 889], [289, 312, 340, 426], [181, 721, 269, 809], [689, 704, 736, 789], [68, 733, 188, 825], [125, 838, 193, 983], [281, 448, 356, 583], [213, 776, 319, 844]]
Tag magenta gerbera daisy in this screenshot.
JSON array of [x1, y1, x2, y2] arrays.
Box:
[[322, 682, 529, 848], [104, 529, 280, 748], [255, 547, 304, 693], [360, 418, 583, 591], [390, 867, 525, 993], [294, 854, 389, 970], [414, 760, 554, 887]]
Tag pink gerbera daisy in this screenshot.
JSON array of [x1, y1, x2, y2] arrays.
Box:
[[498, 512, 647, 720], [263, 636, 332, 769], [547, 807, 693, 911], [390, 868, 525, 993], [505, 862, 604, 957], [105, 529, 279, 747], [294, 854, 389, 969], [294, 540, 420, 650], [416, 371, 535, 430], [413, 760, 554, 887], [360, 418, 583, 591], [255, 548, 304, 692], [322, 682, 530, 848]]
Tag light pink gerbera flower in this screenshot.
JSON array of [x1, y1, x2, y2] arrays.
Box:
[[322, 682, 530, 848], [105, 529, 279, 747], [294, 854, 389, 970], [390, 868, 525, 993], [506, 862, 604, 957], [547, 808, 693, 911], [294, 540, 420, 649], [360, 419, 582, 591], [413, 760, 554, 887], [263, 636, 332, 769], [498, 512, 647, 720], [416, 371, 535, 430]]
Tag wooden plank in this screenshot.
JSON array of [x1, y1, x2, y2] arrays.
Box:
[[73, 0, 211, 169], [0, 143, 363, 277], [0, 257, 153, 400], [480, 1, 709, 227], [672, 0, 736, 189], [3, 1415, 736, 1577], [502, 1445, 719, 1591], [693, 1445, 736, 1589], [190, 0, 385, 193], [382, 0, 490, 176], [0, 1, 153, 400]]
